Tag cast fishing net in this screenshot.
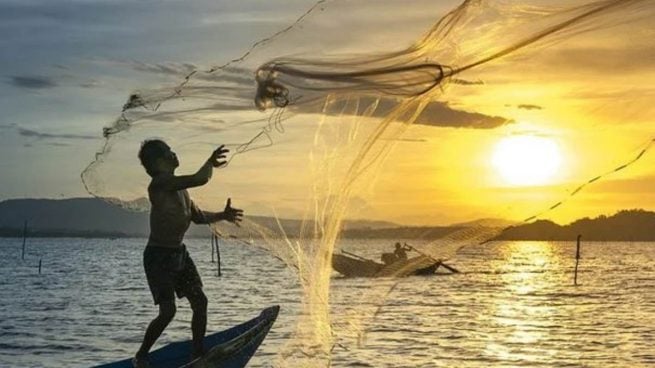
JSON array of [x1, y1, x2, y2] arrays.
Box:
[[82, 0, 655, 366]]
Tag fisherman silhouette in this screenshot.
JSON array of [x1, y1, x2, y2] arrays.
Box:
[[133, 140, 243, 368]]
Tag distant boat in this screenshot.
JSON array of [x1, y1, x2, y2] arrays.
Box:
[[93, 306, 279, 368], [332, 253, 442, 277]]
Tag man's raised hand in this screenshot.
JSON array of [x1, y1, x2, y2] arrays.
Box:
[[209, 145, 229, 168], [223, 198, 243, 226]]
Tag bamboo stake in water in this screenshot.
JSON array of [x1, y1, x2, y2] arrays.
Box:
[[38, 258, 42, 275], [214, 234, 222, 277], [21, 220, 27, 260], [574, 235, 581, 286], [211, 235, 216, 263]]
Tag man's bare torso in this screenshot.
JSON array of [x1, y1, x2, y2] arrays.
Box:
[[147, 179, 203, 248]]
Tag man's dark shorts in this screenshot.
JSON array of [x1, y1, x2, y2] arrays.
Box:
[[143, 245, 203, 305]]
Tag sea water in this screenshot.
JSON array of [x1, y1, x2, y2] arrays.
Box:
[[0, 238, 653, 367]]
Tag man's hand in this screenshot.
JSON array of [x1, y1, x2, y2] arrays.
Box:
[[208, 145, 229, 168], [222, 198, 243, 226]]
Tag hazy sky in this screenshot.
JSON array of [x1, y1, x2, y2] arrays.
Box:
[[0, 0, 318, 197], [2, 0, 655, 226]]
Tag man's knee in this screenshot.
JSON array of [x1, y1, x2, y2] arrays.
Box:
[[158, 301, 176, 321]]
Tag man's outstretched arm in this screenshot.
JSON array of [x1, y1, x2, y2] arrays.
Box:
[[192, 198, 243, 226], [152, 146, 229, 191]]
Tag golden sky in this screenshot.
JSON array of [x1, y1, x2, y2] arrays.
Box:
[[238, 0, 655, 226], [365, 17, 655, 225]]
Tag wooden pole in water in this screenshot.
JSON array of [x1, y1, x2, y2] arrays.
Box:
[[38, 258, 42, 274], [214, 234, 222, 277], [211, 235, 216, 263], [574, 234, 581, 286], [405, 243, 460, 274], [342, 250, 373, 262], [21, 220, 27, 260]]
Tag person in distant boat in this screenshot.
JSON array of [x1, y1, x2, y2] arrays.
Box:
[[381, 242, 412, 264], [394, 242, 411, 262], [133, 140, 243, 368]]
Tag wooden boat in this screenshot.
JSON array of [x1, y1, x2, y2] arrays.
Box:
[[93, 305, 279, 368], [332, 253, 443, 278]]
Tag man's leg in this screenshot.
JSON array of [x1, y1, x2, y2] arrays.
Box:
[[188, 289, 208, 359], [136, 300, 176, 360]]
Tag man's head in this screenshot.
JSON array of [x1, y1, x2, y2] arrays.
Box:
[[395, 242, 402, 250], [138, 139, 179, 177]]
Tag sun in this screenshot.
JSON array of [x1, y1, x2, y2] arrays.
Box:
[[492, 135, 561, 186]]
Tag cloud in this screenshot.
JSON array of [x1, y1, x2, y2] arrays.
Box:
[[510, 130, 553, 138], [589, 175, 655, 195], [111, 60, 199, 77], [381, 137, 428, 143], [8, 75, 57, 89], [46, 142, 72, 147], [5, 67, 104, 90], [542, 45, 655, 74], [78, 82, 99, 89], [7, 72, 103, 90], [306, 97, 513, 129], [0, 123, 17, 130], [565, 87, 655, 101], [517, 104, 543, 110], [451, 78, 484, 86], [17, 127, 96, 140], [77, 79, 103, 89], [415, 101, 513, 129], [99, 59, 255, 86]]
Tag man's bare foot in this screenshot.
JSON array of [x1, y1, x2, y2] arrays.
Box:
[[132, 354, 150, 368], [191, 347, 206, 361]]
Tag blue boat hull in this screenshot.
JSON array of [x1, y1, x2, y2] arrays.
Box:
[[94, 306, 279, 368]]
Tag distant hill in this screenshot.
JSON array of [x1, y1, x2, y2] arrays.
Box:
[[449, 218, 515, 228], [0, 198, 397, 238], [498, 209, 655, 241], [341, 225, 462, 240], [0, 198, 151, 238]]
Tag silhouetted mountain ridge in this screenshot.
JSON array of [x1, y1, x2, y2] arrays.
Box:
[[499, 209, 655, 241], [0, 198, 396, 238]]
